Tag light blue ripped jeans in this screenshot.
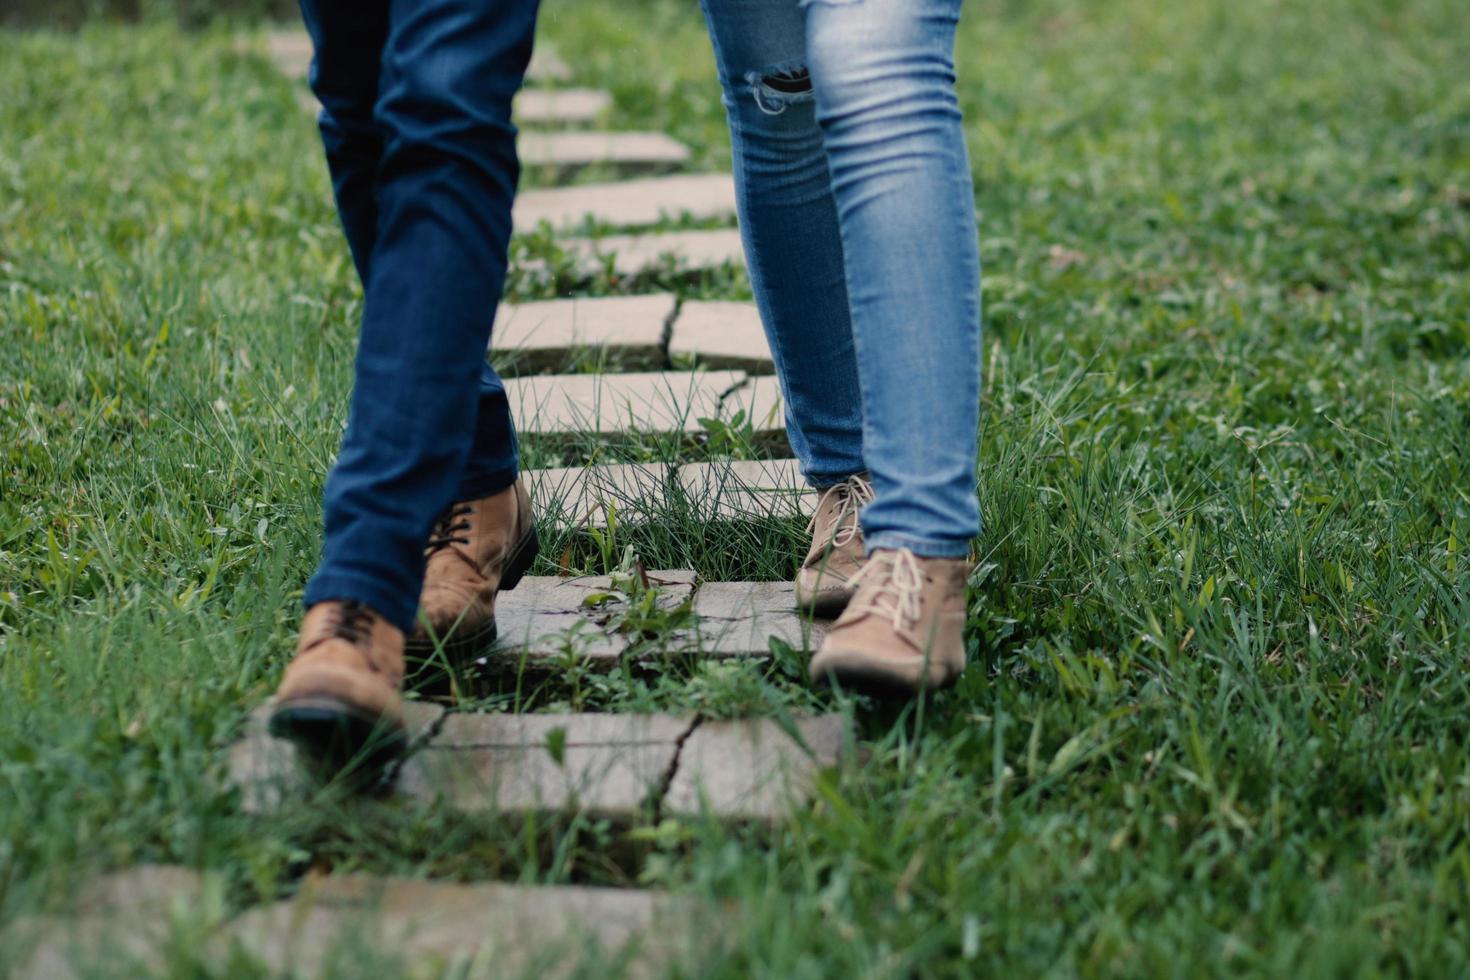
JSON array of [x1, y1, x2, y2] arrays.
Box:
[[699, 0, 982, 558]]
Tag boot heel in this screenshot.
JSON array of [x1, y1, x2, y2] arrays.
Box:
[[499, 526, 540, 593]]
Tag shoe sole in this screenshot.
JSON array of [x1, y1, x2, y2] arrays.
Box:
[[405, 524, 541, 666], [268, 697, 408, 782], [798, 587, 855, 620], [810, 660, 960, 700]]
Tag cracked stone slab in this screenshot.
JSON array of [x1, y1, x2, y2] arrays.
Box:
[[520, 132, 691, 174], [227, 700, 445, 814], [677, 458, 814, 522], [491, 294, 673, 370], [228, 874, 711, 978], [399, 713, 694, 817], [555, 229, 746, 278], [485, 570, 699, 666], [668, 301, 773, 370], [719, 376, 786, 436], [515, 87, 612, 125], [6, 866, 215, 980], [665, 715, 852, 821], [505, 371, 746, 436], [514, 174, 736, 232], [691, 581, 828, 657]]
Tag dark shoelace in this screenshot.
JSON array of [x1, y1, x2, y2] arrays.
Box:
[[332, 600, 374, 645], [425, 503, 473, 555]]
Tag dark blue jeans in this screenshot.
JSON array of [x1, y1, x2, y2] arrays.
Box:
[[298, 0, 536, 633]]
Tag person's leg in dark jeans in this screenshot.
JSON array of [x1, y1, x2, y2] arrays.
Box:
[[271, 0, 541, 769]]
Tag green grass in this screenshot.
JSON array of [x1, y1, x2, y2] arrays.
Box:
[[3, 0, 1470, 974]]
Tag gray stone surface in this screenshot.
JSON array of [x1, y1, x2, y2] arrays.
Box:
[[677, 458, 814, 522], [491, 294, 674, 370], [227, 700, 445, 814], [668, 301, 773, 370], [514, 174, 736, 231], [556, 229, 746, 278], [719, 376, 786, 436], [527, 45, 573, 83], [515, 87, 612, 125], [228, 874, 708, 979], [262, 30, 311, 79], [487, 570, 699, 666], [526, 462, 671, 528], [520, 132, 691, 174], [400, 714, 694, 816], [506, 371, 746, 436], [664, 715, 852, 821], [691, 581, 827, 657], [526, 458, 811, 529], [7, 866, 213, 979]]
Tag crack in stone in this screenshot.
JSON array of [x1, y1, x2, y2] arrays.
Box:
[[653, 714, 705, 822], [659, 298, 682, 369]]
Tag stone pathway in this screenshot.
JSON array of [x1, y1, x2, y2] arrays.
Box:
[[204, 27, 866, 974]]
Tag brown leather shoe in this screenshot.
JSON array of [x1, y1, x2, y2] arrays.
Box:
[[809, 548, 971, 695], [269, 600, 407, 772], [794, 474, 874, 617], [407, 478, 539, 662]]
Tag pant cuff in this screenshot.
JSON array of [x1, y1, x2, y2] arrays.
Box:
[[863, 531, 972, 560], [454, 465, 519, 503], [304, 570, 420, 636]]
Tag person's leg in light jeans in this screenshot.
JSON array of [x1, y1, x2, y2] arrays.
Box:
[[699, 0, 982, 558], [297, 0, 537, 632], [696, 0, 866, 490]]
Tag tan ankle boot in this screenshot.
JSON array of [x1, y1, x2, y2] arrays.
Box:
[[794, 474, 874, 617], [408, 478, 539, 660], [809, 548, 971, 695], [270, 600, 407, 768]]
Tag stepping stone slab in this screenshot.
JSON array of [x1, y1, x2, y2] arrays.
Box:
[[527, 45, 573, 83], [678, 457, 814, 522], [6, 866, 215, 979], [526, 461, 670, 527], [491, 294, 673, 370], [515, 87, 612, 125], [556, 229, 747, 278], [228, 700, 445, 814], [665, 715, 852, 821], [487, 569, 698, 666], [228, 874, 708, 978], [526, 458, 811, 529], [505, 370, 746, 436], [520, 132, 691, 173], [691, 581, 828, 657], [514, 174, 736, 232], [262, 30, 312, 79], [719, 375, 786, 435], [399, 713, 695, 817], [668, 300, 774, 370]]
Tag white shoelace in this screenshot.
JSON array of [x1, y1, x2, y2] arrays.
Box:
[[805, 474, 875, 547], [847, 547, 925, 636]]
